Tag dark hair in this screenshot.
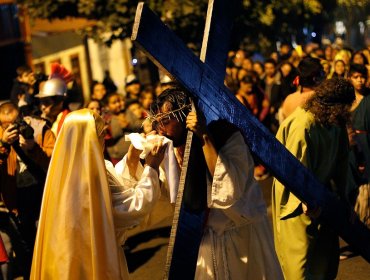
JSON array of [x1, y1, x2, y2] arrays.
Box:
[[226, 56, 236, 68], [297, 57, 324, 87], [349, 63, 368, 79], [16, 65, 32, 77], [85, 98, 102, 108], [141, 86, 154, 95], [125, 99, 140, 108], [139, 88, 155, 102], [103, 92, 120, 106], [90, 80, 99, 93], [264, 58, 276, 66], [253, 61, 264, 69], [149, 87, 192, 122], [240, 75, 255, 84], [350, 51, 369, 65], [304, 78, 355, 126], [225, 75, 239, 94]]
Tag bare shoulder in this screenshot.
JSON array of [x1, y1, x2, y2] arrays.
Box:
[[281, 91, 301, 117], [284, 91, 301, 105]]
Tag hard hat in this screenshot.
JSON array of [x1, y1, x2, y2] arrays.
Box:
[[35, 78, 67, 98]]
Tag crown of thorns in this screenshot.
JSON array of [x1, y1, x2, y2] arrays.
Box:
[[147, 104, 192, 129]]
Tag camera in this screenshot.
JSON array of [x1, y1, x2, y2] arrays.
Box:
[[12, 118, 34, 140]]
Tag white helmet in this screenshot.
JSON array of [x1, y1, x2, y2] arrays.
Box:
[[35, 63, 72, 98], [35, 78, 67, 98]]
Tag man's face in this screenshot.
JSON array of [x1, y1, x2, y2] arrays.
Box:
[[253, 63, 264, 76], [349, 72, 366, 92], [280, 64, 292, 77], [19, 71, 34, 85], [153, 102, 186, 147], [280, 45, 290, 55], [39, 97, 64, 121], [264, 62, 275, 77], [126, 83, 141, 97]]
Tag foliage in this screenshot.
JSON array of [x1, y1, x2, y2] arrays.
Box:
[[16, 0, 370, 52], [16, 0, 139, 46]]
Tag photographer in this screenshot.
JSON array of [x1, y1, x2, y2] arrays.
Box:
[[0, 100, 55, 279]]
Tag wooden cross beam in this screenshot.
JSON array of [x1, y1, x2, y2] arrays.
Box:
[[158, 1, 239, 279], [131, 0, 370, 276]]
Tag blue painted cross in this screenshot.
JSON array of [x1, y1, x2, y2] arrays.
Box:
[[131, 0, 370, 277]]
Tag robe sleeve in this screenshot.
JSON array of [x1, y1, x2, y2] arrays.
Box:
[[105, 159, 160, 230], [208, 132, 255, 209], [275, 119, 309, 217]]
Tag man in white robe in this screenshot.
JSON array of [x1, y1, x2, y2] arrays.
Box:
[[145, 87, 284, 279]]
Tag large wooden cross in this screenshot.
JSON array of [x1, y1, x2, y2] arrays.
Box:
[[132, 0, 370, 278]]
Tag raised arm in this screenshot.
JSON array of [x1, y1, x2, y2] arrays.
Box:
[[106, 142, 167, 230]]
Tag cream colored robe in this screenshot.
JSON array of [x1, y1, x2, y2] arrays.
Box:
[[195, 132, 283, 280]]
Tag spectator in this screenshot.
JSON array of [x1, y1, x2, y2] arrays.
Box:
[[104, 92, 141, 165], [155, 75, 176, 96], [346, 64, 370, 230], [324, 45, 334, 62], [124, 74, 141, 101], [252, 61, 265, 81], [279, 57, 325, 122], [10, 66, 36, 112], [35, 63, 73, 136], [331, 59, 347, 79], [350, 51, 369, 66], [278, 61, 298, 99], [139, 87, 155, 113], [91, 81, 107, 101], [85, 99, 102, 115], [0, 101, 55, 279], [263, 58, 283, 132]]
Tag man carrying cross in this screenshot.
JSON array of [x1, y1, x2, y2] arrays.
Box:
[[149, 86, 283, 279], [131, 1, 370, 278]]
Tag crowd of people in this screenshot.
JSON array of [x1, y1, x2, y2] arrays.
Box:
[[0, 40, 369, 279]]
